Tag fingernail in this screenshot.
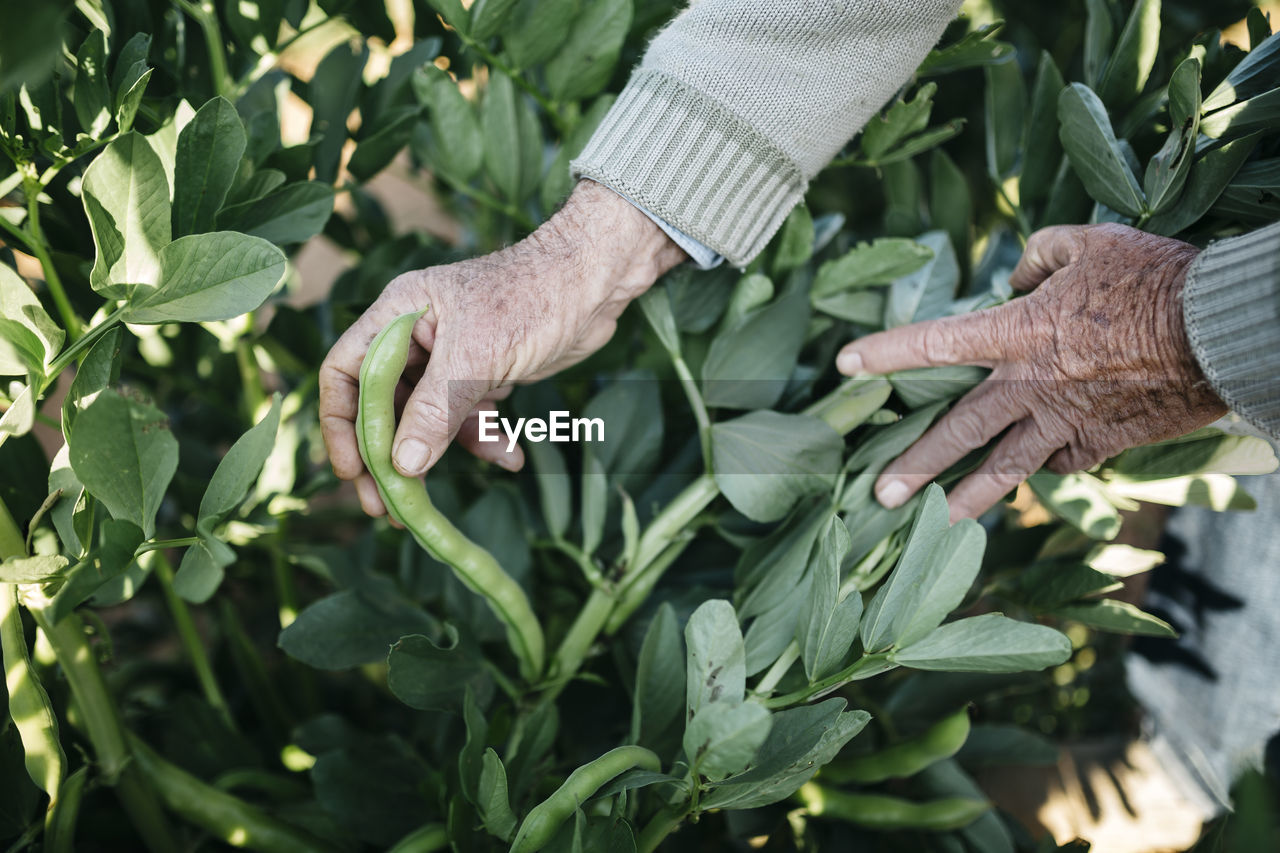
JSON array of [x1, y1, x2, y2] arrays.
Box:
[[877, 479, 910, 509], [837, 351, 863, 375], [495, 454, 521, 472], [394, 439, 430, 475]]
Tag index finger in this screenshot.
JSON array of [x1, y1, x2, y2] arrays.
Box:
[[319, 286, 437, 481], [836, 306, 1010, 377]]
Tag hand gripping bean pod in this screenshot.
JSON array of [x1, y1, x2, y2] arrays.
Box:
[[357, 311, 546, 681], [821, 706, 970, 784], [509, 745, 660, 852]]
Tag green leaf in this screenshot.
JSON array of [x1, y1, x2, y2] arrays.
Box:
[[918, 24, 1013, 77], [0, 554, 68, 583], [122, 232, 286, 324], [984, 60, 1025, 181], [1201, 87, 1280, 139], [172, 533, 235, 603], [421, 0, 470, 31], [1021, 52, 1066, 205], [845, 403, 946, 473], [309, 41, 368, 184], [1018, 559, 1122, 608], [702, 700, 870, 810], [811, 238, 933, 299], [1145, 133, 1259, 235], [481, 74, 542, 203], [711, 412, 843, 524], [1082, 0, 1114, 89], [0, 0, 71, 95], [524, 439, 570, 540], [541, 94, 614, 211], [477, 749, 518, 841], [311, 737, 431, 846], [861, 84, 935, 161], [1027, 471, 1121, 540], [684, 701, 772, 781], [721, 273, 774, 329], [173, 97, 247, 236], [929, 150, 971, 270], [772, 204, 814, 275], [702, 286, 809, 410], [861, 485, 986, 651], [1053, 599, 1176, 637], [544, 0, 631, 102], [637, 287, 679, 355], [1204, 29, 1280, 111], [1110, 430, 1277, 480], [890, 614, 1072, 672], [1097, 0, 1160, 106], [956, 724, 1059, 769], [502, 0, 578, 70], [632, 603, 685, 748], [458, 688, 487, 803], [197, 395, 282, 531], [580, 450, 606, 556], [735, 499, 833, 616], [73, 29, 111, 138], [470, 0, 521, 39], [685, 599, 745, 716], [884, 231, 959, 327], [280, 586, 439, 670], [411, 65, 483, 183], [81, 133, 172, 298], [0, 384, 34, 445], [0, 263, 63, 375], [387, 627, 493, 711], [61, 327, 121, 437], [798, 519, 861, 680], [1058, 83, 1146, 217], [1144, 58, 1202, 214], [872, 121, 965, 165], [888, 366, 987, 409], [46, 520, 144, 625], [113, 64, 152, 134], [217, 181, 334, 246], [67, 389, 177, 539]]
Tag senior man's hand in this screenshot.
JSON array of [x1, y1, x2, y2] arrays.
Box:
[[836, 223, 1228, 522], [320, 180, 686, 517]]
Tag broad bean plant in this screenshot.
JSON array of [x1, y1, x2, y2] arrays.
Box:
[[1, 1, 1279, 851]]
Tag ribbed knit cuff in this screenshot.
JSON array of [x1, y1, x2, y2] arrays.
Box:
[[1182, 222, 1280, 441], [571, 69, 806, 268]]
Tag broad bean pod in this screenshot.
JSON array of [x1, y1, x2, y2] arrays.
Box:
[[796, 782, 990, 831], [356, 311, 545, 681], [822, 706, 970, 784], [509, 745, 660, 852]]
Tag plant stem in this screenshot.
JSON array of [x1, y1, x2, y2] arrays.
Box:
[[176, 0, 232, 97], [761, 653, 893, 709], [152, 551, 236, 731], [754, 642, 800, 696], [437, 170, 537, 231], [235, 335, 267, 421], [453, 31, 569, 136], [23, 176, 81, 339], [28, 605, 178, 851], [547, 586, 615, 690], [134, 537, 201, 556], [636, 806, 688, 853], [672, 356, 713, 472]]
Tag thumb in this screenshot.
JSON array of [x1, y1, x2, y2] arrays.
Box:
[[392, 345, 491, 477]]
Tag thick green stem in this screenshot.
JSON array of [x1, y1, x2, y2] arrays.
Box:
[[42, 306, 126, 392], [153, 552, 236, 731], [23, 177, 81, 339], [754, 642, 800, 697], [636, 807, 688, 853], [29, 607, 178, 851], [134, 537, 200, 556], [547, 586, 615, 691], [762, 653, 893, 710]]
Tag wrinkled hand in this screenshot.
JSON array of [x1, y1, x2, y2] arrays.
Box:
[[320, 180, 685, 517], [836, 223, 1227, 521]]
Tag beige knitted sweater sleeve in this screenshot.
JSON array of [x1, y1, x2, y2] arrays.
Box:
[[571, 0, 963, 267]]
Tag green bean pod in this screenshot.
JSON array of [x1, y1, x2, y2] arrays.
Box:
[[510, 745, 660, 852], [797, 783, 989, 831], [357, 311, 545, 681], [44, 766, 89, 853], [0, 503, 67, 802], [822, 707, 970, 784]]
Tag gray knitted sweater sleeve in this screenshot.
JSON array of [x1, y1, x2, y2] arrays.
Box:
[[1182, 223, 1280, 441], [570, 0, 963, 267]]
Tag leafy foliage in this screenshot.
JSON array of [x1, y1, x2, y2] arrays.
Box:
[[1, 2, 1278, 852]]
